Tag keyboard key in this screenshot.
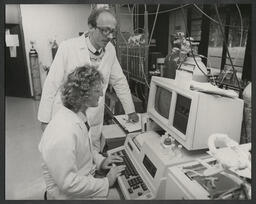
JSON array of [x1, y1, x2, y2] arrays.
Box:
[[138, 192, 143, 196], [128, 188, 133, 194], [141, 184, 148, 191], [133, 185, 140, 190]]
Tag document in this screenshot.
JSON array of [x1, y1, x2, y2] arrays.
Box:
[[114, 114, 142, 133], [190, 81, 239, 98]]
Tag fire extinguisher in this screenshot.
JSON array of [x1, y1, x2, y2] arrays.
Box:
[[51, 40, 58, 60], [29, 43, 42, 100]]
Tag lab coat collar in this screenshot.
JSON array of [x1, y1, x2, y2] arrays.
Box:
[[61, 106, 89, 127], [78, 32, 89, 49], [77, 111, 88, 124]]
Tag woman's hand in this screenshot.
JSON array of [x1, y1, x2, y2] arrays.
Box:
[[106, 165, 126, 187], [101, 155, 123, 170]]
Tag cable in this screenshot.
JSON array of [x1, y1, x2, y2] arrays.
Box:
[[214, 5, 242, 91], [232, 4, 244, 66], [193, 4, 247, 29], [149, 4, 160, 46], [199, 55, 216, 85], [180, 5, 212, 83], [119, 4, 191, 16], [139, 56, 150, 88], [140, 83, 146, 101], [236, 4, 243, 47]]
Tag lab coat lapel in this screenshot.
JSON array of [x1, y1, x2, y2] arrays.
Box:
[[77, 33, 91, 66], [77, 111, 93, 153], [99, 47, 109, 69]]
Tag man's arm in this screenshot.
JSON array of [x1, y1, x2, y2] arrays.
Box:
[[37, 42, 67, 123], [109, 52, 136, 116]]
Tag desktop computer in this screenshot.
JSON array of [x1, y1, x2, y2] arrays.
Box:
[[107, 76, 244, 199]]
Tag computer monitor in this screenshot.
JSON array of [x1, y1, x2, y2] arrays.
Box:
[[154, 86, 172, 119], [147, 76, 244, 150]]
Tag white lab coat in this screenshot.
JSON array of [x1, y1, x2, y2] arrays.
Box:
[[38, 34, 135, 151], [39, 107, 109, 199]]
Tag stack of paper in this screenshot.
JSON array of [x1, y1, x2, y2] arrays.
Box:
[[190, 81, 239, 98]]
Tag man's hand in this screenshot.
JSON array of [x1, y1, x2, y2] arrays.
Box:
[[106, 165, 126, 187], [127, 112, 139, 123], [101, 155, 123, 170], [41, 122, 48, 132]]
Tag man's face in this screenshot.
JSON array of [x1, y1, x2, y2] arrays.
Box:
[[90, 12, 117, 49]]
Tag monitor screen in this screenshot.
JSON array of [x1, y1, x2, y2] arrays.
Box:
[[154, 86, 172, 119], [173, 94, 191, 135]]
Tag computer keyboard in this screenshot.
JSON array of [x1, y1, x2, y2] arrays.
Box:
[[111, 149, 153, 199]]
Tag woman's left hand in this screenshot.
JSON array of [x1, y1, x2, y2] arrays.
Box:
[[101, 155, 124, 170]]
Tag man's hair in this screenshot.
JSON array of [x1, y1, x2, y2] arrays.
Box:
[[88, 8, 115, 28], [61, 65, 103, 112]]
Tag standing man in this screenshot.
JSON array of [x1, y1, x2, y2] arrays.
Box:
[[38, 8, 139, 152]]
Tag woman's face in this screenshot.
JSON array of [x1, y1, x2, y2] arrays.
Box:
[[84, 82, 103, 108]]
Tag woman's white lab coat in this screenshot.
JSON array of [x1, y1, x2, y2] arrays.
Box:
[[38, 34, 135, 151], [39, 107, 109, 199]]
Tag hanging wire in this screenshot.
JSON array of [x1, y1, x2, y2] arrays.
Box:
[[119, 4, 191, 15], [199, 55, 216, 85], [232, 4, 244, 66], [149, 4, 160, 46], [139, 56, 150, 88], [140, 82, 146, 101], [180, 5, 211, 83], [214, 4, 242, 91], [193, 4, 246, 29], [135, 81, 139, 97]]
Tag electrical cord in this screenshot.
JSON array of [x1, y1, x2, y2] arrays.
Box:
[[232, 4, 244, 66], [214, 5, 242, 91], [193, 3, 245, 89], [193, 4, 246, 29], [119, 4, 191, 16], [199, 54, 216, 85], [149, 4, 160, 46], [139, 57, 150, 88], [180, 5, 212, 83]]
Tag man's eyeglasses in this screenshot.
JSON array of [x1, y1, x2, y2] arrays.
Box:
[[96, 26, 116, 36]]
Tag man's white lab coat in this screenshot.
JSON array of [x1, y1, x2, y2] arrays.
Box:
[[39, 107, 109, 199], [38, 34, 135, 151]]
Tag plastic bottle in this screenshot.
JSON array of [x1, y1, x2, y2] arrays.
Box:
[[163, 50, 179, 79]]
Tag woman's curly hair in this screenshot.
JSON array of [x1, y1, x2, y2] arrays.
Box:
[[61, 65, 103, 112]]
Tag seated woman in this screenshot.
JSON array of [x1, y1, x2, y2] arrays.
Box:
[[39, 65, 125, 200]]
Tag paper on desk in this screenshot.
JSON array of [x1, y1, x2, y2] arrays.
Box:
[[190, 81, 238, 98], [114, 114, 141, 133]]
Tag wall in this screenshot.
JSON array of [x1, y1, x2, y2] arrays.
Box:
[[20, 4, 91, 90], [6, 4, 20, 24], [118, 6, 133, 34]]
